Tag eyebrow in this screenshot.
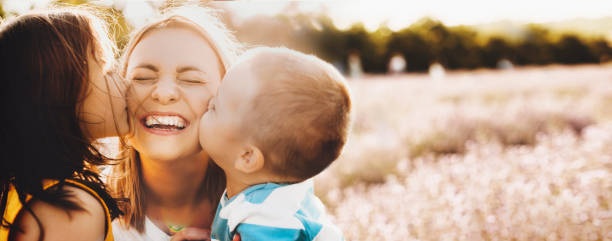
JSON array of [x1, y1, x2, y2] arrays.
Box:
[[177, 66, 205, 74], [134, 63, 159, 72]]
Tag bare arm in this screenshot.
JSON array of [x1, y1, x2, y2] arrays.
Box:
[[11, 186, 107, 241]]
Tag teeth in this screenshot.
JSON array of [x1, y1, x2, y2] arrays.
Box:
[[145, 115, 186, 128]]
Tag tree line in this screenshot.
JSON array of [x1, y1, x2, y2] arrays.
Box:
[[230, 14, 612, 73]]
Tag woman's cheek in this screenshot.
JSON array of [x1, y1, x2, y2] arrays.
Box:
[[126, 84, 153, 113], [184, 87, 214, 117]]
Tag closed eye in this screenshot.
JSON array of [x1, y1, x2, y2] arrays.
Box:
[[178, 71, 208, 84], [131, 77, 157, 85], [129, 66, 158, 83], [133, 77, 155, 81], [180, 78, 206, 84]]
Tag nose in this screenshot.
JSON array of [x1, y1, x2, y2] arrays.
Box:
[[151, 79, 179, 105]]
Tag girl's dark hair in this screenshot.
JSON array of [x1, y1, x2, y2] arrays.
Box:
[[0, 8, 122, 237]]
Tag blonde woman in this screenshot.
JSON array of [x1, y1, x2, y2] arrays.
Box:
[[108, 5, 241, 241]]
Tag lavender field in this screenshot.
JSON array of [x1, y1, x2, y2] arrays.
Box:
[[315, 64, 612, 241]]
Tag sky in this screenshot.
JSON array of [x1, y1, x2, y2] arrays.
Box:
[[224, 0, 612, 31], [3, 0, 612, 31]]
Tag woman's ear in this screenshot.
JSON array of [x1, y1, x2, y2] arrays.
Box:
[[234, 145, 264, 174]]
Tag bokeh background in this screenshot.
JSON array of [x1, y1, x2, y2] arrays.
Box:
[[3, 0, 612, 240]]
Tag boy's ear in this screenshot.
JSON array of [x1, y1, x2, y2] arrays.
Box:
[[234, 145, 264, 174]]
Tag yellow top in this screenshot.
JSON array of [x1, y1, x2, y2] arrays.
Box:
[[0, 179, 114, 241]]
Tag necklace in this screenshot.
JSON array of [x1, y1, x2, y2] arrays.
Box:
[[165, 220, 185, 233]]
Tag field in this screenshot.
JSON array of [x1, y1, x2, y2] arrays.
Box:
[[315, 64, 612, 241]]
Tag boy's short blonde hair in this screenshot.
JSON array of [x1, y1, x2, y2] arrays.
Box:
[[241, 47, 352, 180]]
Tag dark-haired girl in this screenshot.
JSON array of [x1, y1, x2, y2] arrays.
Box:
[[0, 8, 128, 241]]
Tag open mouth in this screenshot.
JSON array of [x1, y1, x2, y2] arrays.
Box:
[[140, 114, 189, 132]]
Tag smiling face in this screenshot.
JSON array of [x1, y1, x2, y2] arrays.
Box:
[[126, 26, 223, 161]]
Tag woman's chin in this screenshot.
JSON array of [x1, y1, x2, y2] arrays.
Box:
[[133, 138, 201, 162]]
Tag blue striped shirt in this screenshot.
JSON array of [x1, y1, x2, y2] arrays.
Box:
[[210, 179, 344, 241]]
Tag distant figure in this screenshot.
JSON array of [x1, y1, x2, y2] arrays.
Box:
[[388, 53, 406, 74], [348, 51, 363, 78], [497, 58, 514, 70], [429, 62, 446, 80]]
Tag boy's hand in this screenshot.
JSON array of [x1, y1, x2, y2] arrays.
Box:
[[170, 227, 211, 241]]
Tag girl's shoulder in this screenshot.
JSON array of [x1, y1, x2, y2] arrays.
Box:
[[3, 180, 112, 241]]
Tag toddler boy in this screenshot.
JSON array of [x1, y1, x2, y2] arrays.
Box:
[[199, 47, 351, 241]]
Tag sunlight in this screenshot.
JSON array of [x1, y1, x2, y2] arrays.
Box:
[[121, 0, 156, 28], [325, 0, 612, 30], [221, 0, 612, 32], [1, 0, 52, 15], [3, 0, 612, 31]]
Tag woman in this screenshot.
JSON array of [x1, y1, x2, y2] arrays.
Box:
[[0, 8, 129, 241], [108, 6, 241, 241]]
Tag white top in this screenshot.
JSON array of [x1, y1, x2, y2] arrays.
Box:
[[112, 217, 171, 241]]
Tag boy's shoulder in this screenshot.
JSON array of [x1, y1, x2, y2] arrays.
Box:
[[221, 180, 315, 227], [218, 180, 343, 241]]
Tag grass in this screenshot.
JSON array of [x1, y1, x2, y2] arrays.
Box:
[[315, 64, 612, 241]]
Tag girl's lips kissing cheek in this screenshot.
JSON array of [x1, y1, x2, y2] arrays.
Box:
[[140, 113, 189, 135]]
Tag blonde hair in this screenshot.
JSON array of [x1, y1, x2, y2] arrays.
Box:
[[120, 5, 240, 77], [107, 4, 241, 232], [241, 47, 352, 180]]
